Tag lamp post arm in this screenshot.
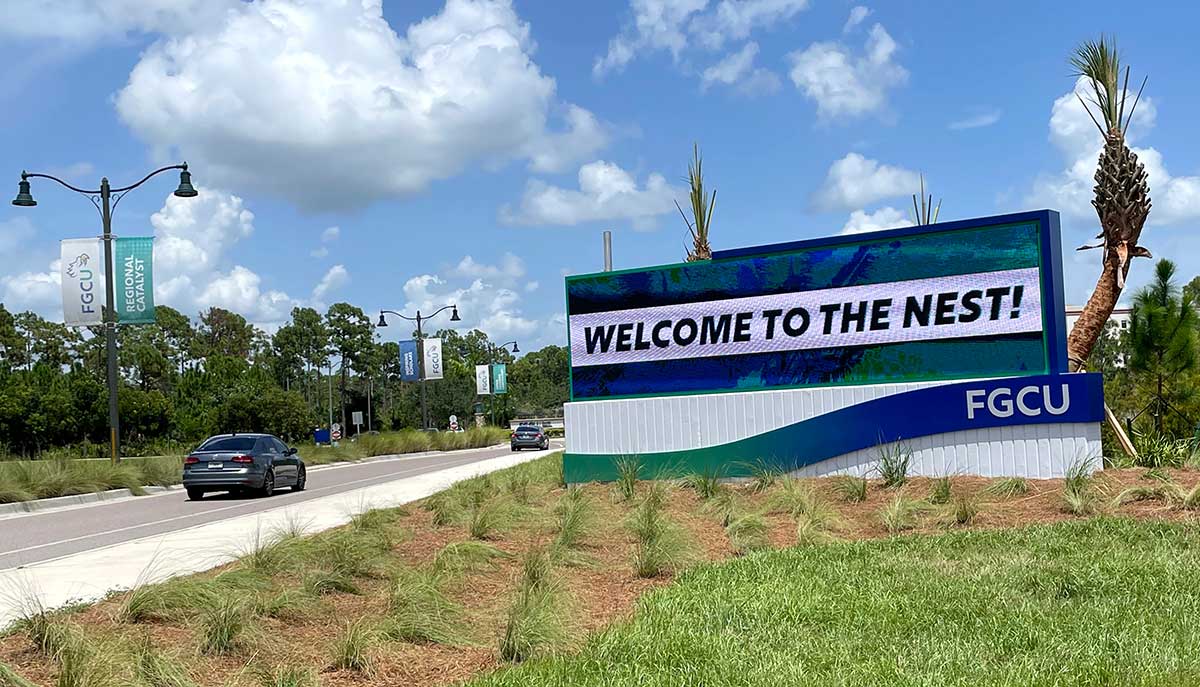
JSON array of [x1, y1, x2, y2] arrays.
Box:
[[428, 304, 457, 320], [22, 172, 99, 195], [110, 164, 187, 193]]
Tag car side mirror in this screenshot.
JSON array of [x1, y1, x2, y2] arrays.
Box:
[[286, 447, 298, 456]]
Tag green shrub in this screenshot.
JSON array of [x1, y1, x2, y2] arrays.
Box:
[[1061, 460, 1103, 516], [878, 494, 924, 534], [467, 498, 516, 540], [552, 488, 593, 553], [135, 641, 197, 687], [928, 477, 952, 505], [947, 494, 980, 526], [681, 468, 725, 500], [875, 443, 912, 488], [743, 460, 782, 494], [832, 475, 868, 503], [499, 548, 570, 663], [259, 667, 317, 687], [330, 619, 375, 673], [1133, 432, 1194, 468], [303, 571, 360, 596], [726, 514, 771, 554], [627, 485, 693, 578], [984, 477, 1029, 498], [433, 541, 511, 576], [0, 663, 36, 687], [118, 579, 217, 624], [383, 568, 464, 645], [198, 598, 250, 655], [614, 456, 641, 501]]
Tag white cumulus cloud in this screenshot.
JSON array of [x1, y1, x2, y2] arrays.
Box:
[[115, 0, 608, 212], [700, 42, 781, 95], [312, 264, 349, 302], [0, 0, 237, 42], [814, 153, 920, 211], [840, 206, 912, 234], [500, 160, 681, 230], [787, 23, 907, 119], [595, 0, 809, 77], [843, 5, 871, 33]]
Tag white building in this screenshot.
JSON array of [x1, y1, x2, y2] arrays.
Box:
[[1065, 304, 1133, 334]]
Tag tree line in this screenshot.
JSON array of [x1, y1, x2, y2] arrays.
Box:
[[0, 302, 569, 456]]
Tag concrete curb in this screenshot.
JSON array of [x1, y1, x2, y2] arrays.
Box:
[[0, 485, 183, 517]]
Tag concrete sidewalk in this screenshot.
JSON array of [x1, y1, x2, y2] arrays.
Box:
[[0, 447, 557, 627]]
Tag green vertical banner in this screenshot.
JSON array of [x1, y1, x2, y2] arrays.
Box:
[[492, 363, 508, 394], [114, 237, 155, 324]]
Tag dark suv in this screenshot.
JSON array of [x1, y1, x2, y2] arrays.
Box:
[[182, 433, 306, 501], [510, 425, 550, 451]]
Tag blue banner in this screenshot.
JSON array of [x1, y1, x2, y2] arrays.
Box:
[[399, 339, 420, 382]]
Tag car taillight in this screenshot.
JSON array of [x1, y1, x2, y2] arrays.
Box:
[[184, 456, 199, 465], [510, 432, 516, 438], [231, 455, 254, 463], [536, 432, 543, 438]]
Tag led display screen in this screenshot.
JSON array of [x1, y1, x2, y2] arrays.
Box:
[[566, 212, 1066, 400]]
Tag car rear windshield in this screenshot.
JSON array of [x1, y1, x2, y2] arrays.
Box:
[[517, 426, 540, 432], [198, 436, 257, 451]]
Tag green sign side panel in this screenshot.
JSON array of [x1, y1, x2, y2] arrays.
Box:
[[114, 237, 155, 324]]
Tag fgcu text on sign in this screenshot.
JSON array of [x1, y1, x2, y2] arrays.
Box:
[[562, 211, 1104, 483]]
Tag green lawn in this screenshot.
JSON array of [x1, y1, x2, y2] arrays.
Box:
[[470, 518, 1200, 687]]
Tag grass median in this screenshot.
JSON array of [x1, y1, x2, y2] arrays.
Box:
[[0, 427, 512, 505]]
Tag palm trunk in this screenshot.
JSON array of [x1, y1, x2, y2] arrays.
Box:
[[1066, 252, 1126, 370]]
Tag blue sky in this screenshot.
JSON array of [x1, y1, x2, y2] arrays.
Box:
[[1, 0, 1198, 351]]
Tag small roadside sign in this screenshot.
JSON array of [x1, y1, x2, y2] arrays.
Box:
[[449, 414, 460, 432], [331, 423, 342, 441]]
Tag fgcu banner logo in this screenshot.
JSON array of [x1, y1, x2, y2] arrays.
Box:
[[60, 238, 103, 327], [565, 211, 1067, 400]]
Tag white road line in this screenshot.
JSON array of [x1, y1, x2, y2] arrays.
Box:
[[0, 452, 499, 560]]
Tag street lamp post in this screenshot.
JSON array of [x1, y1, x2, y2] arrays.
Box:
[[377, 305, 460, 430], [12, 164, 198, 464], [490, 340, 518, 427]]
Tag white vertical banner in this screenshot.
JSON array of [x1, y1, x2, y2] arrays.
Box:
[[423, 337, 444, 380], [60, 238, 104, 327], [475, 364, 491, 395]]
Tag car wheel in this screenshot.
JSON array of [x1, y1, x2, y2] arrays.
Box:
[[186, 488, 204, 501], [260, 470, 275, 498], [293, 467, 306, 492]]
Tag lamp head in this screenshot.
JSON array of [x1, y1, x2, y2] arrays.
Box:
[[173, 163, 198, 198], [511, 342, 520, 353], [376, 313, 388, 328], [11, 173, 35, 207], [449, 306, 461, 322]]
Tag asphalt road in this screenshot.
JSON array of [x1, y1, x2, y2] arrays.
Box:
[[0, 443, 553, 570]]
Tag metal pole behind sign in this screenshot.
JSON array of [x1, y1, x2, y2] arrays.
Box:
[[603, 230, 613, 271], [100, 178, 120, 464]]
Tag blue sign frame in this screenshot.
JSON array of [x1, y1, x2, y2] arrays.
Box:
[[564, 210, 1068, 401]]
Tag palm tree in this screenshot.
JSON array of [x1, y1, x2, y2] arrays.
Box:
[[909, 174, 941, 225], [1066, 36, 1152, 370], [677, 143, 715, 261]]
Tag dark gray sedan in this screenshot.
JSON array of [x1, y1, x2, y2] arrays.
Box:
[[182, 433, 306, 501], [510, 425, 550, 451]]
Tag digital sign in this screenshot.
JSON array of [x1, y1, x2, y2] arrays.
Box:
[[566, 212, 1066, 400]]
